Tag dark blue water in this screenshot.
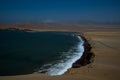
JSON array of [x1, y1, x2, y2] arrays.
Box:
[[0, 30, 84, 76]]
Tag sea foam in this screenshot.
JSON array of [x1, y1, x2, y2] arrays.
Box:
[[38, 36, 84, 76]]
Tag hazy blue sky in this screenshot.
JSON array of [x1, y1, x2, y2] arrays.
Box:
[[0, 0, 120, 23]]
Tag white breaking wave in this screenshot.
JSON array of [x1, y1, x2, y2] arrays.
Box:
[[38, 36, 84, 76]]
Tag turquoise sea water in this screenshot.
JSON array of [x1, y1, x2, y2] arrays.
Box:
[[0, 30, 84, 76]]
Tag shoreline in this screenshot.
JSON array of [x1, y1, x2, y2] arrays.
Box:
[[0, 28, 91, 76], [0, 26, 120, 80], [72, 34, 94, 68], [0, 29, 93, 76]]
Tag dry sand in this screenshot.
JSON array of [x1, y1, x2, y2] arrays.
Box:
[[0, 25, 120, 80]]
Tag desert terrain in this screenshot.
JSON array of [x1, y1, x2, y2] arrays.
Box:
[[0, 23, 120, 80]]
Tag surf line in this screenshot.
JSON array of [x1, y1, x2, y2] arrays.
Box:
[[49, 33, 93, 76], [46, 34, 84, 76], [38, 33, 94, 76], [72, 34, 93, 68]]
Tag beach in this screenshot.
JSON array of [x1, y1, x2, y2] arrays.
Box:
[[0, 24, 120, 80]]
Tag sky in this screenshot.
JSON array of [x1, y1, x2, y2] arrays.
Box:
[[0, 0, 120, 23]]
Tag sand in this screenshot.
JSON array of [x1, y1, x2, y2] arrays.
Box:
[[0, 25, 120, 80]]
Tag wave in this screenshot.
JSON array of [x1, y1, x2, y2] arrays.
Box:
[[38, 36, 84, 76]]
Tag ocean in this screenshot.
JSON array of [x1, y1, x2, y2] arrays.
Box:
[[0, 30, 84, 76]]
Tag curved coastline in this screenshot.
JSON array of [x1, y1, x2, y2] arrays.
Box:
[[0, 28, 94, 76], [72, 34, 94, 68], [0, 26, 120, 80], [45, 36, 84, 76]]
